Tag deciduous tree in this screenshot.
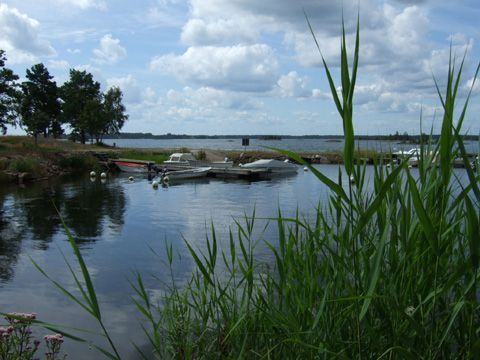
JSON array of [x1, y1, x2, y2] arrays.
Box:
[[101, 86, 128, 141], [61, 69, 101, 144]]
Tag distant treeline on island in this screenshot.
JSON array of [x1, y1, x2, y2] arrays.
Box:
[[100, 132, 478, 141]]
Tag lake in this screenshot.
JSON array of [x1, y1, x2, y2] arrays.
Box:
[[0, 164, 354, 359], [103, 137, 480, 153]]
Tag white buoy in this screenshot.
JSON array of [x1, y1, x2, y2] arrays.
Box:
[[128, 176, 134, 181], [90, 171, 96, 177], [163, 176, 169, 183], [100, 172, 107, 179], [303, 167, 308, 172], [349, 175, 355, 184], [152, 180, 159, 188]]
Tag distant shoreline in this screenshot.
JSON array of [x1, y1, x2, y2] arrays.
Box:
[[94, 133, 479, 141]]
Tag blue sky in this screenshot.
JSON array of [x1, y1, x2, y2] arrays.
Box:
[[1, 0, 479, 135]]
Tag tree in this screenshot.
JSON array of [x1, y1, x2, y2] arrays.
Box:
[[81, 98, 103, 144], [19, 63, 61, 144], [61, 69, 101, 144], [0, 50, 20, 134], [101, 86, 128, 142]]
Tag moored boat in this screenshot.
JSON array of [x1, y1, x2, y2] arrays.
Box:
[[163, 153, 233, 170], [161, 167, 211, 181], [113, 159, 157, 173], [240, 159, 298, 174]]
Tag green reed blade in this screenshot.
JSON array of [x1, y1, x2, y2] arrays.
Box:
[[407, 171, 437, 254], [183, 238, 214, 287], [30, 256, 95, 317], [359, 222, 388, 320], [465, 196, 480, 270]]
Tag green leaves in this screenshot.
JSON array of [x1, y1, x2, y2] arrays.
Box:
[[306, 13, 359, 176]]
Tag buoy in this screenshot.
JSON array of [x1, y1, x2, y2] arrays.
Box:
[[100, 172, 107, 179], [163, 176, 169, 183], [349, 175, 355, 184], [152, 180, 159, 188], [128, 176, 134, 181], [303, 167, 308, 172], [90, 171, 96, 177]]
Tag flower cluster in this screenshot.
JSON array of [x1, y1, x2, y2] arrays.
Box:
[[44, 334, 65, 360], [0, 312, 66, 360]]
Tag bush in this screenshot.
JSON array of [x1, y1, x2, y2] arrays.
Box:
[[197, 149, 206, 160], [58, 154, 100, 173], [8, 158, 42, 174]]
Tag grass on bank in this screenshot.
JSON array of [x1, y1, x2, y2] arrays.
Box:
[[21, 17, 480, 360]]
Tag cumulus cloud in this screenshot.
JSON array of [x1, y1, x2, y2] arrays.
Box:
[[181, 18, 259, 46], [124, 85, 267, 134], [150, 44, 279, 92], [0, 4, 56, 64], [106, 74, 141, 103], [276, 71, 311, 98], [92, 34, 127, 64]]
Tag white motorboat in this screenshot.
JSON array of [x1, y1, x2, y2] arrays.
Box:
[[392, 148, 420, 167], [240, 159, 298, 174], [163, 153, 233, 170], [161, 167, 211, 181], [163, 153, 197, 168]]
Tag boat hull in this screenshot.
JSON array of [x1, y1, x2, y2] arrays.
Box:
[[163, 167, 211, 180], [114, 161, 155, 173]]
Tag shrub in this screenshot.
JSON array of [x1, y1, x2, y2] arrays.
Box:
[[8, 158, 42, 174]]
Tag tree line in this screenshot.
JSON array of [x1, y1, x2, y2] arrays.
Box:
[[0, 49, 128, 144]]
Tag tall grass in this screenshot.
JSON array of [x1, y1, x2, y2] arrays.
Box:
[[32, 18, 480, 359]]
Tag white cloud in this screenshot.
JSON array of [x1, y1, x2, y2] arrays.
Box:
[[93, 34, 127, 64], [47, 59, 70, 71], [276, 71, 311, 98], [150, 44, 279, 92], [0, 4, 56, 64], [57, 0, 107, 10], [106, 74, 141, 103], [181, 18, 259, 46]]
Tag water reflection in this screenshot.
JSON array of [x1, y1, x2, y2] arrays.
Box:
[[0, 192, 24, 283], [0, 176, 126, 283]]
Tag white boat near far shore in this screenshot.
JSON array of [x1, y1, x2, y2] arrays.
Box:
[[162, 153, 233, 170], [240, 159, 298, 174]]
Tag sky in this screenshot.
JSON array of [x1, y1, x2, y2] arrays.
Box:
[[1, 0, 479, 136]]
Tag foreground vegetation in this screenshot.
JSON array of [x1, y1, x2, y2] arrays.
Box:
[[3, 19, 479, 359]]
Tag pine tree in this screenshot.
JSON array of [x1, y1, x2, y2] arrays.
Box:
[[0, 50, 20, 134], [20, 63, 61, 144]]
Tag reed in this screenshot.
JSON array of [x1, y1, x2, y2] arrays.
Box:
[[30, 18, 480, 359], [133, 18, 480, 359]]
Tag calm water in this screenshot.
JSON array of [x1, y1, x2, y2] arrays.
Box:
[[103, 137, 479, 153], [0, 165, 349, 359]]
